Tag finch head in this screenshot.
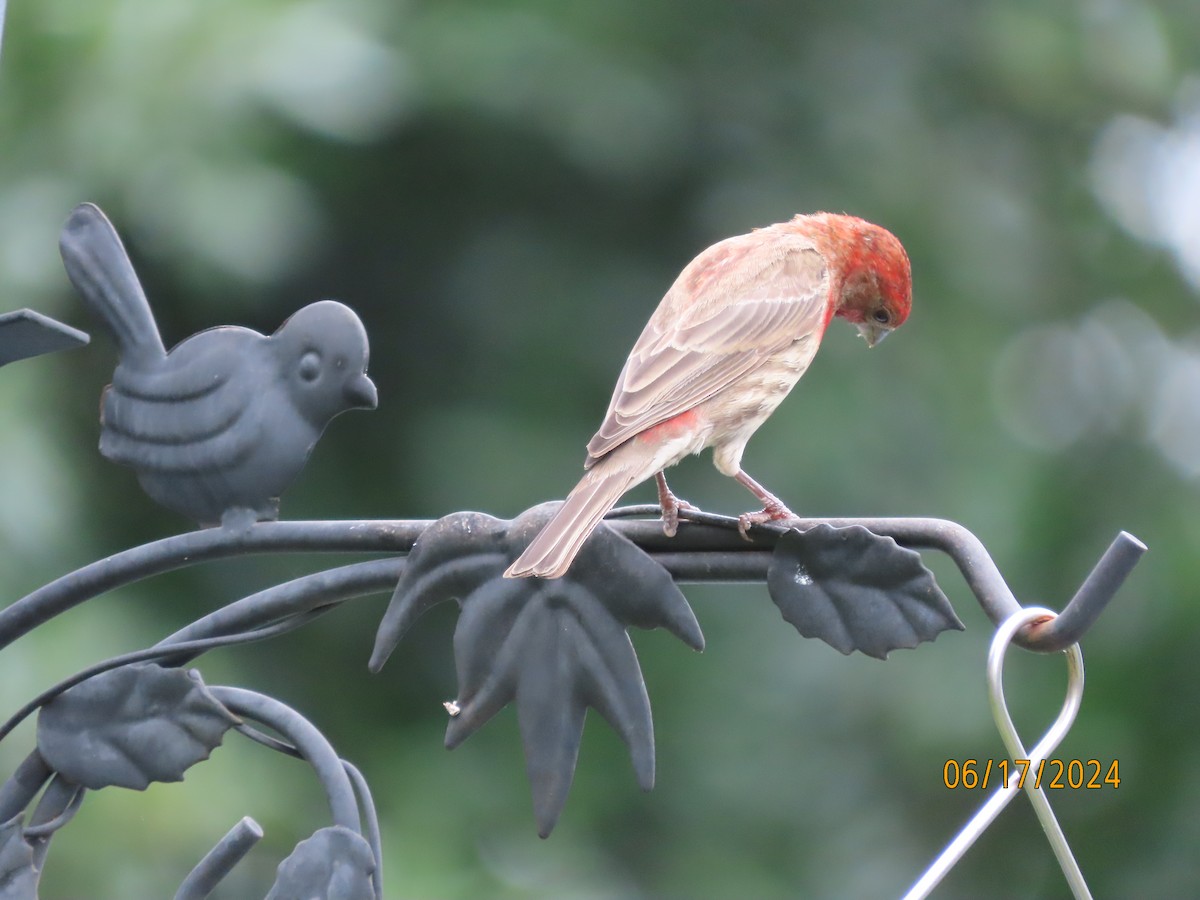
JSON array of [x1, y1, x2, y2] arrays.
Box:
[[796, 213, 912, 347]]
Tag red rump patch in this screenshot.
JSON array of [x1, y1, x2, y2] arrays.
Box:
[[637, 409, 700, 443]]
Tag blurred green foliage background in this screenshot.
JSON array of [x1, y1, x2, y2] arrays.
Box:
[[2, 0, 1199, 896]]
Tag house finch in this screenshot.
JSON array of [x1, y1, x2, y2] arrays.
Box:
[[61, 202, 378, 527], [504, 212, 912, 579]]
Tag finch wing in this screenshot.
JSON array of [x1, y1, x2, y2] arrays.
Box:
[[586, 232, 829, 462], [100, 334, 264, 473]]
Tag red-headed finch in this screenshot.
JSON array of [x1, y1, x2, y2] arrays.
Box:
[[504, 213, 912, 579]]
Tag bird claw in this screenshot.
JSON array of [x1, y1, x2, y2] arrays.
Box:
[[660, 496, 697, 538], [736, 503, 800, 541]]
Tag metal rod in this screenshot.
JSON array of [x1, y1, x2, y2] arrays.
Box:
[[0, 609, 340, 744], [649, 550, 774, 581], [209, 687, 361, 834], [174, 817, 264, 900], [615, 509, 1144, 652], [903, 607, 1087, 899], [156, 558, 403, 656], [343, 761, 384, 900], [25, 775, 85, 870], [988, 612, 1090, 898], [0, 511, 1143, 658], [0, 751, 53, 823], [0, 520, 425, 652], [1021, 531, 1146, 652]]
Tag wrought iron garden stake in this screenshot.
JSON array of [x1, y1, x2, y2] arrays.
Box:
[[0, 203, 1145, 897]]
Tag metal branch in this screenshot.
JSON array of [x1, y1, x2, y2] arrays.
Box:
[[156, 558, 403, 658], [0, 751, 53, 824], [208, 687, 362, 834], [0, 520, 424, 652], [0, 608, 342, 745], [25, 774, 85, 869], [1, 561, 400, 746], [174, 817, 264, 900], [344, 759, 384, 900], [612, 506, 1145, 652], [0, 509, 1142, 660]]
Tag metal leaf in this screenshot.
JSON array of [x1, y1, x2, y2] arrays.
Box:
[[264, 826, 375, 900], [369, 512, 510, 669], [371, 504, 704, 836], [0, 309, 89, 368], [767, 524, 963, 659], [0, 818, 38, 900], [36, 665, 239, 790]]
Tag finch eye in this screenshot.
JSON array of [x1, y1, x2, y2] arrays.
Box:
[[872, 308, 891, 325], [299, 351, 322, 383]]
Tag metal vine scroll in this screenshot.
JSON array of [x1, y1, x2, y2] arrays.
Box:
[[0, 205, 1145, 898]]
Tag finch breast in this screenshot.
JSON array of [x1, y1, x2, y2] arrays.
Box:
[[702, 333, 820, 476]]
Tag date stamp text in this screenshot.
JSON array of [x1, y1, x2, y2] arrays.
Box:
[[943, 758, 1120, 790]]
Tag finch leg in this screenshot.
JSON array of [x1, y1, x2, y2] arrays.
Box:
[[733, 470, 798, 540], [656, 472, 696, 538]]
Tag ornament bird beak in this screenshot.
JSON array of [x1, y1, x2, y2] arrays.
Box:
[[346, 373, 379, 409]]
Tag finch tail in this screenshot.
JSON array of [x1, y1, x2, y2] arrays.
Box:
[[504, 457, 640, 579], [59, 203, 166, 367]]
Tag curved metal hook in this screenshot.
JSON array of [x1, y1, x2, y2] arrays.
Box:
[[1019, 531, 1146, 652], [990, 608, 1090, 899], [904, 607, 1089, 900]]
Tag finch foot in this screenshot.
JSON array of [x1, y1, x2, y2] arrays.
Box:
[[736, 502, 800, 540], [656, 472, 696, 538], [733, 469, 798, 540]]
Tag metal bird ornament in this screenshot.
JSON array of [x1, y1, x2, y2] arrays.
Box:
[[59, 202, 378, 528]]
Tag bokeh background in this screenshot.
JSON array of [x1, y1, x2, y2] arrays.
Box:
[[1, 0, 1198, 896]]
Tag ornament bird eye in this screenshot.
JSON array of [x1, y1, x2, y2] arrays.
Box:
[[299, 350, 322, 383]]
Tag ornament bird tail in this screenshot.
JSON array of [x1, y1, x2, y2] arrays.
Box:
[[59, 202, 165, 367], [504, 453, 644, 579]]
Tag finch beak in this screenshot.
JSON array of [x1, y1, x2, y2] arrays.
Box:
[[345, 374, 379, 409], [856, 321, 892, 349]]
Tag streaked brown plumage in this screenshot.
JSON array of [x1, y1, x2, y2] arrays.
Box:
[[505, 213, 912, 579]]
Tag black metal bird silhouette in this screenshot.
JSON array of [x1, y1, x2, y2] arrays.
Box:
[[59, 202, 378, 528]]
